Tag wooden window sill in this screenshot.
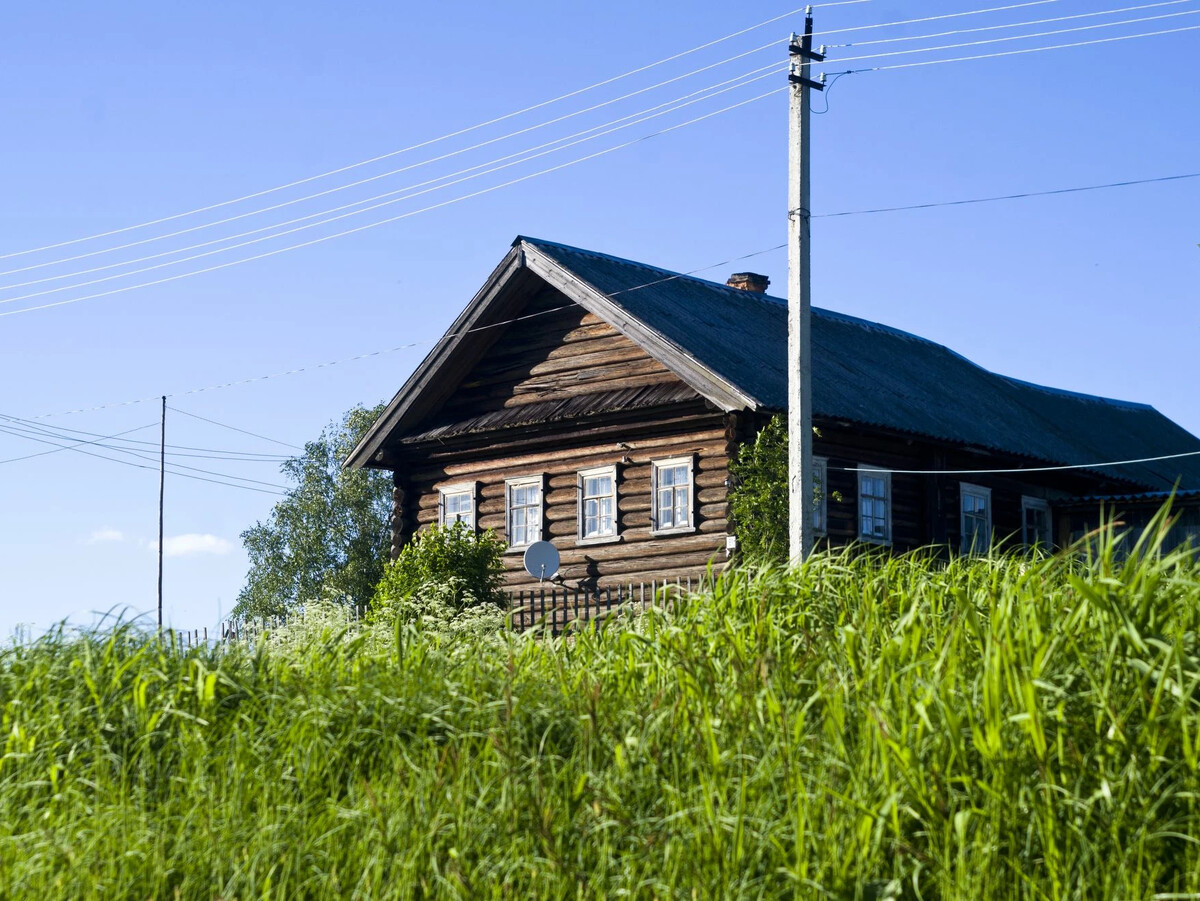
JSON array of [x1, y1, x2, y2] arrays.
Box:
[[649, 526, 697, 537], [575, 534, 622, 548]]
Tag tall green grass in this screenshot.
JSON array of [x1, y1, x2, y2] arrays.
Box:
[[2, 520, 1199, 899]]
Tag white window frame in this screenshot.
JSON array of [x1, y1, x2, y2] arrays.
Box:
[[504, 475, 546, 549], [813, 456, 828, 536], [577, 464, 619, 545], [857, 465, 892, 545], [960, 482, 992, 554], [650, 456, 696, 535], [437, 481, 477, 531], [1021, 496, 1053, 549]]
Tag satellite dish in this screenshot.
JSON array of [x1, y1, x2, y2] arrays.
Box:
[[523, 541, 560, 582]]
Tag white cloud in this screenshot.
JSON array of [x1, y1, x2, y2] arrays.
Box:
[[86, 528, 125, 545], [151, 533, 234, 558]]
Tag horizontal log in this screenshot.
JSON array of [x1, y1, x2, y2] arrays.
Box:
[[558, 548, 726, 580], [411, 432, 729, 482], [463, 342, 653, 389], [499, 372, 681, 407]]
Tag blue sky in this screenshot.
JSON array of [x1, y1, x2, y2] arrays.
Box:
[[1, 0, 1197, 637]]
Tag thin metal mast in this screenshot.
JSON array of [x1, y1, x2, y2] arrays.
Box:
[[158, 395, 166, 628]]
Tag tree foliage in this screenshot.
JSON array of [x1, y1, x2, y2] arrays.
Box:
[[233, 404, 391, 620]]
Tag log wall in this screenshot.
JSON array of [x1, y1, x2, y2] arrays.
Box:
[[400, 413, 732, 589]]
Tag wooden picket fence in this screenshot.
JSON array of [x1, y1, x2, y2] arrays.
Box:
[[506, 578, 701, 636], [171, 579, 700, 649]]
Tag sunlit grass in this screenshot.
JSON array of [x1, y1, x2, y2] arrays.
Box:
[[2, 514, 1199, 898]]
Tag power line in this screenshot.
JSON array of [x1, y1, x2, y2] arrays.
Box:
[[0, 63, 785, 295], [0, 51, 789, 284], [0, 421, 158, 465], [836, 21, 1200, 73], [0, 3, 874, 263], [818, 6, 1200, 66], [811, 0, 1062, 39], [844, 448, 1200, 476], [0, 423, 288, 495], [812, 172, 1200, 218], [0, 411, 292, 460], [0, 0, 1072, 273], [166, 406, 304, 451], [8, 16, 1192, 317], [0, 88, 784, 320], [827, 0, 1197, 48], [0, 418, 292, 490]]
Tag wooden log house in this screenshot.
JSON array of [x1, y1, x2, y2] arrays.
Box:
[[346, 237, 1200, 588]]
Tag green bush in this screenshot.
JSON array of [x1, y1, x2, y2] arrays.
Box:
[[730, 415, 836, 563], [372, 521, 506, 615], [729, 415, 789, 563]]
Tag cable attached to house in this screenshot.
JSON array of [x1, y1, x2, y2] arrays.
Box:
[[837, 449, 1200, 477]]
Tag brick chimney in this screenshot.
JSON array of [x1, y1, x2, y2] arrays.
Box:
[[726, 272, 769, 293]]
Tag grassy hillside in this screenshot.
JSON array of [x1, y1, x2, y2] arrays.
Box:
[[2, 524, 1199, 899]]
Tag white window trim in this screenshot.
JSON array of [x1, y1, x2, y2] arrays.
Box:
[[650, 456, 696, 536], [1021, 496, 1053, 548], [857, 465, 892, 545], [437, 480, 477, 531], [813, 456, 828, 536], [577, 464, 620, 546], [960, 482, 992, 554], [504, 474, 546, 550]]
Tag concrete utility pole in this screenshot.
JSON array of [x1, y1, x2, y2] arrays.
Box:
[[787, 10, 824, 563]]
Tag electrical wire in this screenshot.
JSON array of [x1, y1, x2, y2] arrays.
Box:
[[827, 0, 1197, 48], [0, 411, 292, 461], [0, 422, 158, 465], [843, 449, 1200, 477], [836, 21, 1200, 73], [811, 0, 1061, 39], [811, 172, 1200, 218], [0, 424, 288, 495], [0, 418, 292, 489], [810, 6, 1200, 67], [0, 0, 1074, 271], [0, 87, 784, 320], [0, 3, 876, 263], [0, 63, 786, 294], [166, 406, 304, 451], [8, 14, 1193, 313], [0, 50, 789, 283]]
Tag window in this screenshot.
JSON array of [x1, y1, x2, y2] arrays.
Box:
[[960, 483, 992, 553], [505, 476, 544, 548], [651, 457, 694, 534], [438, 482, 476, 530], [813, 457, 828, 535], [857, 466, 891, 543], [1021, 496, 1052, 549], [578, 465, 618, 542]]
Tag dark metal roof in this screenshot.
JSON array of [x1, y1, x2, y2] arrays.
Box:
[[523, 237, 1200, 491], [402, 383, 701, 443]]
